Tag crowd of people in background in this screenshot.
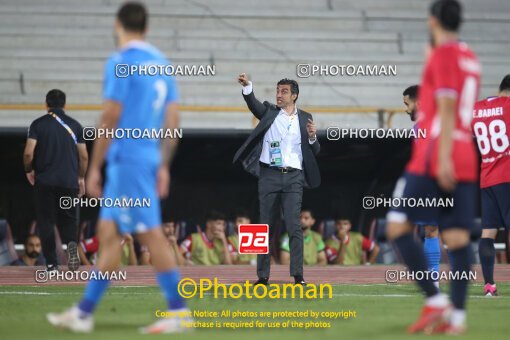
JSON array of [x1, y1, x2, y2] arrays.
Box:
[[5, 208, 380, 268]]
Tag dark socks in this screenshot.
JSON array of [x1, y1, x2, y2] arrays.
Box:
[[478, 238, 495, 285], [393, 233, 439, 298], [449, 245, 472, 310]]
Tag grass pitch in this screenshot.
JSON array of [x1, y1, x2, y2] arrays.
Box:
[[0, 283, 509, 339]]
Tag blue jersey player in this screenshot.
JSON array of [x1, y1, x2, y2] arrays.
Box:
[[47, 2, 188, 334]]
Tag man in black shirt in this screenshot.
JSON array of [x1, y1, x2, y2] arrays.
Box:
[[23, 89, 88, 271]]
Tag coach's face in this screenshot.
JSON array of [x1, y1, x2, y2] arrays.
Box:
[[276, 84, 296, 108]]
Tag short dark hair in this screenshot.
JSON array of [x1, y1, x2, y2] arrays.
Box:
[[45, 89, 66, 109], [24, 234, 40, 246], [117, 2, 147, 33], [234, 209, 251, 220], [205, 210, 226, 223], [403, 85, 419, 101], [277, 78, 299, 103], [499, 74, 510, 92], [162, 217, 176, 224], [300, 208, 314, 218], [430, 0, 462, 32]]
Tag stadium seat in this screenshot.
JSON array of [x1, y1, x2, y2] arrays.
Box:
[[1, 0, 509, 129], [318, 219, 336, 240]]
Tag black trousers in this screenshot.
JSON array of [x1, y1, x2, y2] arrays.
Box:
[[34, 183, 79, 266], [257, 166, 304, 278]]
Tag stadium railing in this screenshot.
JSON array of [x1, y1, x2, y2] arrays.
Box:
[[0, 104, 406, 128]]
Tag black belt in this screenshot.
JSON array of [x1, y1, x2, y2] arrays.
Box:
[[260, 162, 300, 174]]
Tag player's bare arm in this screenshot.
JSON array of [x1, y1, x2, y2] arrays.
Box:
[[77, 143, 88, 197], [367, 244, 380, 264], [317, 251, 327, 266], [23, 138, 37, 185], [158, 102, 179, 199], [86, 100, 121, 198]]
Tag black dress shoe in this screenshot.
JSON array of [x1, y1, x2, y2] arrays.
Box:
[[254, 277, 269, 285], [294, 276, 307, 285]]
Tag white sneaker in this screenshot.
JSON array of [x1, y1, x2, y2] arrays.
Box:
[[139, 308, 193, 334], [47, 306, 93, 333]]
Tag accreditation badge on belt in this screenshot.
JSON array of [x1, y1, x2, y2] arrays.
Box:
[[269, 141, 283, 167]]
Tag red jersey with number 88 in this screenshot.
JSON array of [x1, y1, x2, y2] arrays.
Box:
[[407, 41, 481, 182], [472, 96, 510, 188]]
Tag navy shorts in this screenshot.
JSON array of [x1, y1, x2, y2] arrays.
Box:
[[481, 183, 510, 230], [387, 172, 477, 231]]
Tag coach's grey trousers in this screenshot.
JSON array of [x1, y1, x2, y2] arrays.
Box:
[[257, 165, 304, 279]]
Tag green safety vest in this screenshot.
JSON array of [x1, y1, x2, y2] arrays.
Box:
[[280, 230, 325, 265], [326, 232, 364, 265], [189, 233, 225, 265], [228, 235, 257, 264]]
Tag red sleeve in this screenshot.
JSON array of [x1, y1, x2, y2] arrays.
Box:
[[325, 245, 338, 263], [432, 48, 460, 99], [80, 236, 99, 254], [361, 236, 375, 252], [180, 236, 192, 257]]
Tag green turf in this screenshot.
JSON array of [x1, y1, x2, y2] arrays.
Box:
[[0, 283, 509, 339]]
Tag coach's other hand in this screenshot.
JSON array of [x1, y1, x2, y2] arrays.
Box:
[[238, 73, 249, 87], [306, 118, 317, 139]]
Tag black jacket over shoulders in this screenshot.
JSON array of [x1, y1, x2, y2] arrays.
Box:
[[233, 91, 321, 189]]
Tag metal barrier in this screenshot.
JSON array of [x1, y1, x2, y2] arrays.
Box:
[[0, 104, 406, 128]]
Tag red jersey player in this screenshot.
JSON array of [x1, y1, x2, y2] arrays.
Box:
[[386, 0, 480, 335], [472, 75, 510, 297]]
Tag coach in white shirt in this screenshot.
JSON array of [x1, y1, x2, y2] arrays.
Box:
[[233, 74, 321, 286]]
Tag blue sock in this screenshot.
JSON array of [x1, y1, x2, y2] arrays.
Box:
[[78, 270, 110, 315], [393, 233, 439, 297], [478, 238, 495, 284], [449, 245, 472, 310], [156, 270, 186, 310], [424, 237, 441, 277]]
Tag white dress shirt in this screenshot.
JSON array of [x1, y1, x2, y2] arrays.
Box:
[[243, 81, 315, 169]]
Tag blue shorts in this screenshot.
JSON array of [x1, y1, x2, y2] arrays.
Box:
[[481, 183, 510, 230], [99, 163, 161, 234], [387, 172, 476, 230]]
